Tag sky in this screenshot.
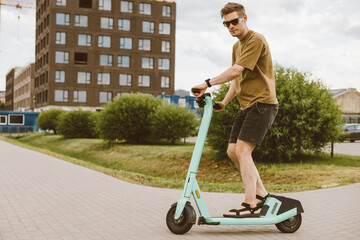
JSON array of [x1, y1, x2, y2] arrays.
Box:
[[0, 0, 359, 92]]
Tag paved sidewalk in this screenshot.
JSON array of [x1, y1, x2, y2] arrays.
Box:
[[0, 139, 359, 240]]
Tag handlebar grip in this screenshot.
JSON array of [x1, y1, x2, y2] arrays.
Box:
[[213, 103, 222, 110], [191, 88, 200, 94]]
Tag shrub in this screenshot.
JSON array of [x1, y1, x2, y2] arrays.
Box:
[[98, 93, 163, 143], [207, 64, 344, 162], [150, 104, 199, 144], [37, 108, 65, 134], [57, 109, 97, 138]]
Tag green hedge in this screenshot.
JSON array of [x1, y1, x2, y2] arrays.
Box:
[[97, 93, 163, 143], [150, 104, 199, 144], [37, 108, 65, 134], [57, 109, 97, 138]]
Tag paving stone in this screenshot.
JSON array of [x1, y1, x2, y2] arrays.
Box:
[[0, 139, 359, 240]]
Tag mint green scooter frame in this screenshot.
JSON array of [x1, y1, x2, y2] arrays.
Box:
[[174, 95, 303, 226]]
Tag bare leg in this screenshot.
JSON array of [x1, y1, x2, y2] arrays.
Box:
[[225, 140, 268, 215], [227, 142, 267, 197]]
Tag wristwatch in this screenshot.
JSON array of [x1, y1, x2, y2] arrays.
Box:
[[205, 78, 212, 88]]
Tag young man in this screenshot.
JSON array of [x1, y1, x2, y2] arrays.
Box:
[[191, 2, 278, 217]]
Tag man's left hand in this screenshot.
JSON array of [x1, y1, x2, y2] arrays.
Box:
[[191, 83, 207, 97]]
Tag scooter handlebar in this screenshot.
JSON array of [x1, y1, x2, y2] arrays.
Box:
[[190, 90, 220, 110]]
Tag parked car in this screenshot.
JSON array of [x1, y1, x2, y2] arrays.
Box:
[[343, 124, 360, 142]]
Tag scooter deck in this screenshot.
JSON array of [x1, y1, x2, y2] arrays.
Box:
[[199, 208, 297, 225], [197, 195, 303, 225]]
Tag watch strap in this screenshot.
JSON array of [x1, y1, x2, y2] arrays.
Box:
[[205, 79, 212, 88]]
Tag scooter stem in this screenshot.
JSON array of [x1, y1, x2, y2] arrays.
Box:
[[175, 95, 213, 219]]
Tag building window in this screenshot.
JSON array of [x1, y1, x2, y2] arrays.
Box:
[[139, 39, 151, 51], [99, 0, 111, 11], [74, 52, 88, 65], [161, 40, 170, 52], [163, 5, 171, 17], [142, 21, 154, 33], [97, 73, 110, 85], [141, 57, 154, 69], [98, 36, 111, 48], [9, 115, 24, 125], [161, 76, 170, 88], [138, 75, 150, 87], [55, 51, 69, 64], [159, 58, 170, 70], [118, 56, 130, 68], [56, 0, 66, 6], [56, 32, 66, 45], [100, 17, 114, 29], [74, 91, 87, 103], [119, 37, 132, 49], [79, 0, 92, 8], [120, 1, 133, 13], [78, 34, 92, 46], [118, 19, 130, 31], [55, 70, 65, 83], [0, 115, 7, 125], [54, 90, 68, 102], [100, 54, 113, 66], [159, 23, 170, 35], [99, 92, 112, 104], [75, 15, 88, 27], [77, 72, 91, 84], [56, 13, 70, 26], [119, 74, 131, 86], [139, 3, 151, 15]]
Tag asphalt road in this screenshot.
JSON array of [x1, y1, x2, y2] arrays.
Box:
[[324, 141, 360, 156]]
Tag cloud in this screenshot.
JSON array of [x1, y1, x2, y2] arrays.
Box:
[[1, 0, 359, 92]]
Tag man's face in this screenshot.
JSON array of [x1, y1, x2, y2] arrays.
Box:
[[223, 12, 246, 37]]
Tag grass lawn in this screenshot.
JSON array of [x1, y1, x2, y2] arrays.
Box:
[[2, 133, 360, 193]]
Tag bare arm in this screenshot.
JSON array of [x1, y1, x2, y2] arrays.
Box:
[[214, 80, 237, 112], [192, 64, 244, 97], [222, 80, 237, 106], [210, 64, 244, 86]]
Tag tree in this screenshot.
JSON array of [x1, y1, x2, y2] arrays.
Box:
[[37, 108, 65, 134], [98, 93, 163, 143], [207, 64, 344, 162], [57, 109, 97, 138], [150, 104, 199, 144]]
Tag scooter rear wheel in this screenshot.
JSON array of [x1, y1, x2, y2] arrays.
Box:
[[166, 204, 194, 234], [275, 214, 302, 233]]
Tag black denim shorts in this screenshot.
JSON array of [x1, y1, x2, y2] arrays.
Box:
[[229, 102, 278, 146]]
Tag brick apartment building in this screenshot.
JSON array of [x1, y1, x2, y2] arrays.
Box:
[[5, 68, 16, 111], [5, 65, 35, 111], [0, 91, 5, 108], [13, 64, 35, 111], [35, 0, 176, 111]]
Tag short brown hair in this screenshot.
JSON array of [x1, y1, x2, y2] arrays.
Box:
[[220, 2, 245, 18]]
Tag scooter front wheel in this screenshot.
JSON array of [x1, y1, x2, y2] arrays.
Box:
[[166, 204, 194, 234], [275, 214, 302, 233]]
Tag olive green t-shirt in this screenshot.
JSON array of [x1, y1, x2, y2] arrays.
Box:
[[232, 30, 278, 109]]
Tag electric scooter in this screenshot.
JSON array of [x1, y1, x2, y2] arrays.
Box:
[[166, 92, 304, 234]]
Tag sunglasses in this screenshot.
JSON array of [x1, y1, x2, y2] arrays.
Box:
[[223, 15, 244, 27]]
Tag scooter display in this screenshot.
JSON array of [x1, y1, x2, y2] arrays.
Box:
[[166, 93, 304, 234]]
